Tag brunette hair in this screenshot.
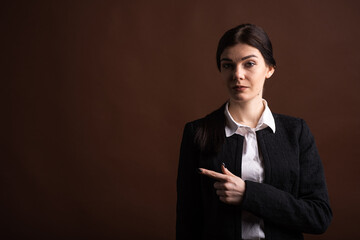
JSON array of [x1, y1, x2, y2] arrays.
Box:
[[216, 23, 276, 71], [194, 104, 226, 154], [196, 24, 276, 153]]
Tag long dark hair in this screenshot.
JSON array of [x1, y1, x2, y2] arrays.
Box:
[[195, 24, 276, 153], [194, 104, 226, 154]]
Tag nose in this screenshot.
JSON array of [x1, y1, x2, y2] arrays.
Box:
[[233, 65, 245, 80]]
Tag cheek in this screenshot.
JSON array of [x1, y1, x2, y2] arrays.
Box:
[[256, 80, 266, 90], [253, 73, 266, 86]]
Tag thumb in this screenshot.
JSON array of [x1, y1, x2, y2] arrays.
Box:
[[221, 163, 235, 176]]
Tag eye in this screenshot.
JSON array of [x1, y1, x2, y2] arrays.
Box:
[[221, 63, 233, 70], [244, 61, 256, 68]]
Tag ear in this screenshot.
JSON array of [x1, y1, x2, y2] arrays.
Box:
[[266, 66, 275, 79]]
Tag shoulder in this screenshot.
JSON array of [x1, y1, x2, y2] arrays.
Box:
[[272, 113, 313, 140], [273, 113, 303, 128], [184, 103, 226, 131], [182, 103, 227, 153]]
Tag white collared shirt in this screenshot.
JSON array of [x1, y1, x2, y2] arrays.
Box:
[[224, 99, 276, 240]]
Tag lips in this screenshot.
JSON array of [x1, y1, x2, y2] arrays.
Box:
[[232, 85, 249, 91]]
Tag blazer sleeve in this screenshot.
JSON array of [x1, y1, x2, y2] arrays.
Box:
[[176, 122, 202, 239], [241, 119, 332, 234]]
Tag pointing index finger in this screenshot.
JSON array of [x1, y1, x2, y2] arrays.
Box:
[[199, 168, 228, 181]]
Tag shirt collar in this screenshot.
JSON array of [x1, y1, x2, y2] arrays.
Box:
[[224, 99, 276, 137]]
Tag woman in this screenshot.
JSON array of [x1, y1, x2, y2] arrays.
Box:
[[176, 24, 332, 240]]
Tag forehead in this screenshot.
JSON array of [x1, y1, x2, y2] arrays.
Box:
[[220, 43, 263, 60]]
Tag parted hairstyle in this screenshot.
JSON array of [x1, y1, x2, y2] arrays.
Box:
[[216, 23, 276, 71], [196, 24, 277, 153]]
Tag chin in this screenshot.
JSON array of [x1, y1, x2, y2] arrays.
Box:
[[230, 94, 248, 101], [230, 94, 259, 103], [230, 97, 248, 103]]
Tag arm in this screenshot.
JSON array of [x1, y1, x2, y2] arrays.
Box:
[[241, 119, 332, 234], [176, 122, 202, 239]]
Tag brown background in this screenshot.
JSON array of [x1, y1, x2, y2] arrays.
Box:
[[2, 0, 360, 239]]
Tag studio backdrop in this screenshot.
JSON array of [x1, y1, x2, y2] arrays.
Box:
[[3, 0, 360, 239]]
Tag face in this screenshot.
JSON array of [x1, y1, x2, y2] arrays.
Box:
[[220, 43, 274, 104]]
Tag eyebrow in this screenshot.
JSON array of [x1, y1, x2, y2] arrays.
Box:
[[220, 54, 258, 62]]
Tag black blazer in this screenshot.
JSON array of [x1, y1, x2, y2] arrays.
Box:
[[176, 104, 332, 240]]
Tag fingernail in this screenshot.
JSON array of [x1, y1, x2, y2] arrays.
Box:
[[197, 168, 202, 173], [222, 162, 226, 168]]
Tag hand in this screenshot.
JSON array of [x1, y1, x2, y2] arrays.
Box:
[[199, 164, 245, 205]]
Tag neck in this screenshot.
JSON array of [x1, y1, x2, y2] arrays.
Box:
[[228, 98, 265, 128]]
